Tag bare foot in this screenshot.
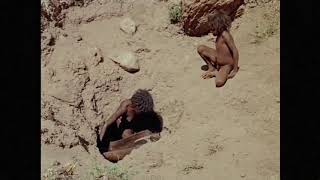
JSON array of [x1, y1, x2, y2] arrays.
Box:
[[201, 71, 216, 79]]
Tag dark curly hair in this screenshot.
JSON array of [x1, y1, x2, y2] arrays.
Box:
[[131, 89, 154, 113], [208, 10, 232, 35]]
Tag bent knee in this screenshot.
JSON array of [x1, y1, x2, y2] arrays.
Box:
[[122, 129, 133, 139], [197, 45, 207, 54], [215, 79, 226, 87], [103, 152, 119, 162]]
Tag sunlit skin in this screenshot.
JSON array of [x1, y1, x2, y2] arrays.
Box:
[[197, 12, 240, 87], [98, 99, 160, 162]]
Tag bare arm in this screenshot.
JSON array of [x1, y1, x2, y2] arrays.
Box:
[[222, 31, 239, 78], [99, 100, 130, 141], [109, 130, 160, 151], [104, 130, 161, 162]]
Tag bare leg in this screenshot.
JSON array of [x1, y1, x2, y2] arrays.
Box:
[[215, 65, 233, 88], [103, 132, 155, 162], [109, 130, 152, 151], [197, 45, 218, 79], [103, 145, 143, 162]]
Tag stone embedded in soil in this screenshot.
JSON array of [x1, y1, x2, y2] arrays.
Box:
[[88, 47, 104, 67], [42, 32, 56, 47], [120, 18, 137, 35], [52, 160, 61, 166], [76, 35, 83, 41], [135, 48, 151, 54], [245, 0, 259, 8], [182, 0, 244, 36], [240, 173, 246, 178], [41, 128, 49, 134], [108, 51, 140, 73]]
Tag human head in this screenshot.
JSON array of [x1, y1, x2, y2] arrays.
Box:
[[130, 89, 154, 114], [208, 10, 232, 35]]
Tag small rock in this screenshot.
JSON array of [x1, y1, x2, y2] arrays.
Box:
[[48, 34, 56, 46], [120, 18, 137, 35], [240, 173, 246, 178], [248, 4, 257, 8], [109, 51, 139, 73], [89, 47, 104, 66], [76, 35, 83, 41], [86, 16, 96, 23], [135, 48, 151, 54], [55, 21, 64, 28], [52, 160, 61, 166], [41, 128, 49, 134]]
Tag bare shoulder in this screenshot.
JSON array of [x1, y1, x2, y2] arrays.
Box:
[[222, 31, 234, 41]]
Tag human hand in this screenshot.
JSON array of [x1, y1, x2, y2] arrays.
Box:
[[116, 117, 122, 127]]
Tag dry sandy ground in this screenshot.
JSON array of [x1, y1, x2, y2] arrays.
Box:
[[41, 0, 279, 179]]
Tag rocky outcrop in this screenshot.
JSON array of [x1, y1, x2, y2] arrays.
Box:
[[41, 0, 93, 31], [182, 0, 245, 36]]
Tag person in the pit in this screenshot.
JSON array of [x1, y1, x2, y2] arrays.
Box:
[[96, 89, 163, 162]]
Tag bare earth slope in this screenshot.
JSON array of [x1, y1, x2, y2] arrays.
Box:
[[41, 0, 279, 179]]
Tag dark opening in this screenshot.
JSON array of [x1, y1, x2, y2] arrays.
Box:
[[96, 111, 163, 162]]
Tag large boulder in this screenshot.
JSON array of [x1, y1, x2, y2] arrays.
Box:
[[182, 0, 245, 36]]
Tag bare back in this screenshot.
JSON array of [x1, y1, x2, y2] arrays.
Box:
[[215, 31, 235, 66]]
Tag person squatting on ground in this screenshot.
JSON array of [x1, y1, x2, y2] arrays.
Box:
[[197, 10, 240, 87], [97, 89, 163, 162]]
